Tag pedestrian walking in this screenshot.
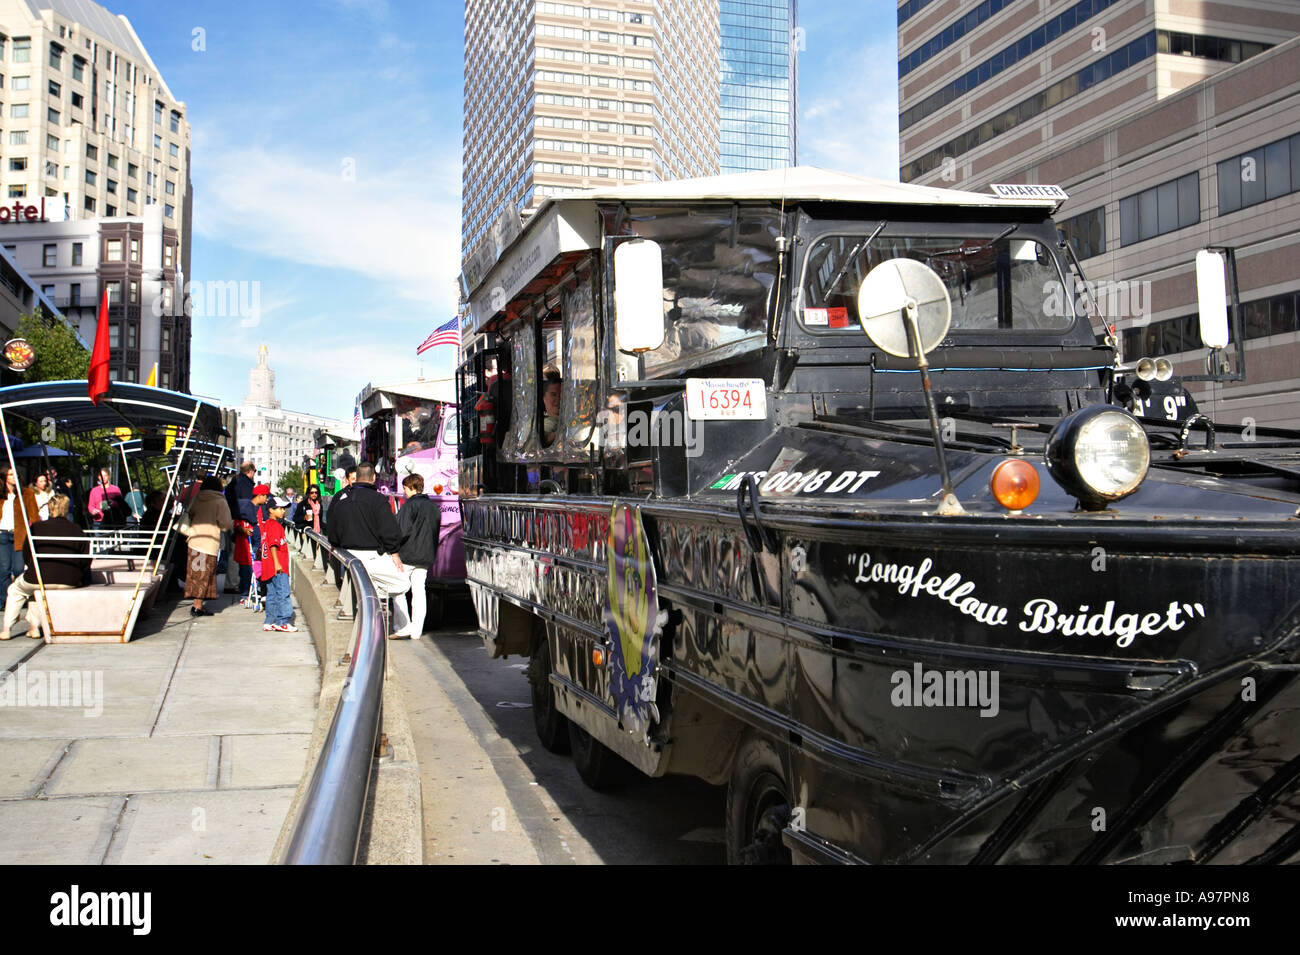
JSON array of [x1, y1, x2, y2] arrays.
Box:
[[0, 494, 88, 640], [0, 467, 40, 613], [260, 495, 297, 632], [179, 476, 233, 617], [326, 462, 410, 626], [389, 473, 441, 640]]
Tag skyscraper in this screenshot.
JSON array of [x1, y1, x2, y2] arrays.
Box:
[[718, 0, 797, 172], [0, 0, 193, 389], [462, 0, 720, 260], [896, 3, 1300, 428]]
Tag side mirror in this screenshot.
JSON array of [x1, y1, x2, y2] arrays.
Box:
[[613, 239, 665, 353], [1196, 249, 1230, 349]]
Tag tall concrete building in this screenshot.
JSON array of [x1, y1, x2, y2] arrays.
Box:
[[719, 0, 797, 172], [235, 346, 351, 488], [0, 0, 192, 388], [461, 0, 721, 261], [897, 1, 1300, 428]]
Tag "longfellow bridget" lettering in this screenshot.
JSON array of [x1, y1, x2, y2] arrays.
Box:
[[851, 552, 1009, 626]]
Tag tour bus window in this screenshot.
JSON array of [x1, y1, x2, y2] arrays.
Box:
[[541, 370, 562, 448], [499, 320, 540, 462], [559, 270, 598, 458], [607, 204, 781, 378], [800, 233, 1070, 333]]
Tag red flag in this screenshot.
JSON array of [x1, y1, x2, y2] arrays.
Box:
[[88, 288, 110, 405]]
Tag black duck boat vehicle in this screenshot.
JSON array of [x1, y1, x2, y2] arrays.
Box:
[[454, 167, 1300, 865]]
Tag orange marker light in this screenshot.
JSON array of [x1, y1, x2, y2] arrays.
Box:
[[992, 459, 1040, 512], [592, 646, 605, 667]]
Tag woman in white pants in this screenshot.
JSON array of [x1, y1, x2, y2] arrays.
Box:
[[389, 473, 440, 640]]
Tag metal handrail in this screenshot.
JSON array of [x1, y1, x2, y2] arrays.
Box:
[[281, 527, 386, 865]]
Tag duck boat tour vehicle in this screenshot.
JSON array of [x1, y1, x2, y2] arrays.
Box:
[[455, 167, 1300, 865], [0, 380, 223, 643]]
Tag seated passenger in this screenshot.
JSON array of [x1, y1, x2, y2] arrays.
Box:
[[541, 372, 562, 447], [0, 494, 89, 640]]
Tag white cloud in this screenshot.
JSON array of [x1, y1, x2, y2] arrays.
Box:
[[191, 139, 463, 312], [798, 39, 900, 182]]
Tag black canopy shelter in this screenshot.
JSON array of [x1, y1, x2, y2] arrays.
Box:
[[0, 380, 224, 643], [0, 380, 224, 436]]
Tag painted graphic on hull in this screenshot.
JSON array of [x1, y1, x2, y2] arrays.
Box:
[[602, 502, 667, 741]]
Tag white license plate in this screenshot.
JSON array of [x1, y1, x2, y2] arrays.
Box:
[[685, 378, 767, 420]]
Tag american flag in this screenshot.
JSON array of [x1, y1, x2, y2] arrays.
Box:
[[417, 317, 460, 355]]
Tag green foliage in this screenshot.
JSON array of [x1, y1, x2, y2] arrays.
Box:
[[15, 310, 89, 383], [276, 465, 304, 494]]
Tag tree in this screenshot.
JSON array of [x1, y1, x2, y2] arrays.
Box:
[[277, 465, 304, 495], [13, 310, 89, 383]]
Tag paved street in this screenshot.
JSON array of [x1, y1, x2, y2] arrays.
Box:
[[0, 592, 318, 865], [391, 599, 725, 865]]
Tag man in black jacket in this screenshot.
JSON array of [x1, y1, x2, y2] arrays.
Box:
[[389, 473, 440, 640], [326, 462, 410, 626]]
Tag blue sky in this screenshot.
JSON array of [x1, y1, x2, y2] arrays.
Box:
[[108, 0, 900, 421]]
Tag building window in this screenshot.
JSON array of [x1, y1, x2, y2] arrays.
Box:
[[154, 101, 163, 124], [7, 185, 25, 198], [41, 284, 54, 296], [106, 281, 121, 305], [108, 324, 120, 347], [163, 245, 174, 268], [84, 196, 95, 212], [70, 283, 80, 305], [70, 91, 82, 108], [126, 322, 137, 346], [13, 75, 30, 90], [125, 367, 137, 383], [49, 44, 62, 70], [126, 187, 138, 203], [161, 328, 171, 351], [106, 179, 117, 194], [129, 281, 138, 304], [47, 107, 60, 124], [170, 110, 180, 132], [162, 285, 173, 309], [48, 79, 60, 97], [1058, 207, 1106, 260], [107, 154, 118, 170], [1218, 133, 1300, 214], [164, 203, 174, 219], [165, 179, 175, 195], [1120, 173, 1200, 246], [105, 204, 116, 216], [127, 162, 138, 179], [42, 244, 56, 267], [106, 238, 122, 261], [13, 38, 31, 64], [130, 238, 139, 261], [9, 131, 27, 145], [71, 242, 82, 265], [86, 143, 97, 160], [10, 104, 28, 118], [168, 142, 179, 158], [153, 133, 161, 150], [160, 371, 170, 389], [8, 158, 25, 172], [72, 57, 84, 82], [45, 133, 57, 150], [85, 170, 96, 186]]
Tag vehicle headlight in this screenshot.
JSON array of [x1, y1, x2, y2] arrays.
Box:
[[1044, 406, 1150, 510]]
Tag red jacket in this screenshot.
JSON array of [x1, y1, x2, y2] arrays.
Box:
[[259, 519, 289, 581]]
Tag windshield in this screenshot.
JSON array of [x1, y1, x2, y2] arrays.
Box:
[[801, 232, 1071, 334]]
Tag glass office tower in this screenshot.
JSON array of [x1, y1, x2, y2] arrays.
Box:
[[718, 0, 797, 172]]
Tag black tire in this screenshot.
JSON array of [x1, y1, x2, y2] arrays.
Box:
[[529, 630, 570, 754], [568, 719, 627, 792], [726, 735, 793, 865]]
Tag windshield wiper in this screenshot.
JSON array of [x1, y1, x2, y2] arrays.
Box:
[[824, 220, 887, 293], [927, 225, 1017, 259]]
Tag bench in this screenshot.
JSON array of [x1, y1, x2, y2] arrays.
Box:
[[28, 573, 164, 644]]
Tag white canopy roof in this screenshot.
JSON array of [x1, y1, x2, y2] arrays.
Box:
[[540, 165, 1060, 212]]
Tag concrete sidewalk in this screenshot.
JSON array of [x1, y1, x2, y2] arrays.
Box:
[[0, 588, 319, 864]]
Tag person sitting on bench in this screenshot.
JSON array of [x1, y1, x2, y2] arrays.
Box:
[[0, 494, 89, 640]]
